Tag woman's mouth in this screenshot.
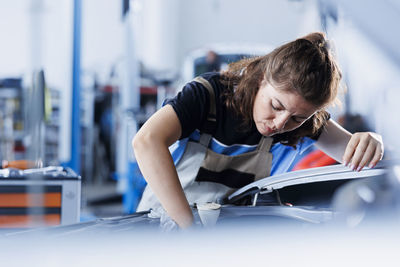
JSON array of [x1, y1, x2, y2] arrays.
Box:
[[262, 124, 276, 135]]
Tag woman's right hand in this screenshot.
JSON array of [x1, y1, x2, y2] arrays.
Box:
[[342, 132, 384, 171]]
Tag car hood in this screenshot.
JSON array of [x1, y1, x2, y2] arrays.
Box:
[[227, 161, 389, 203]]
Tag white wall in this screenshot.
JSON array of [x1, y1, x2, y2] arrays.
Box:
[[0, 2, 30, 77], [0, 1, 73, 88], [329, 12, 400, 155], [0, 0, 73, 163], [40, 1, 74, 164], [132, 0, 322, 74], [177, 0, 312, 57], [81, 0, 124, 83], [137, 0, 180, 73], [0, 0, 324, 82]]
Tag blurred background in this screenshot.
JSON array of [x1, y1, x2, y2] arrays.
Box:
[[0, 0, 399, 226]]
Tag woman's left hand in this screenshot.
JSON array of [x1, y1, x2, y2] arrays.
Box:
[[342, 132, 384, 171]]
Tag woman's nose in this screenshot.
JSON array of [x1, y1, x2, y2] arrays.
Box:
[[274, 113, 290, 130]]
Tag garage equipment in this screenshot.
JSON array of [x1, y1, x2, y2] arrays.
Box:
[[0, 166, 81, 228]]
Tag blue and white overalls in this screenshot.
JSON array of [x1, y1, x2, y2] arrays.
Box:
[[137, 77, 315, 212]]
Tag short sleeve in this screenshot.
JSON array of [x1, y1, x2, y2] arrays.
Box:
[[164, 80, 211, 139]]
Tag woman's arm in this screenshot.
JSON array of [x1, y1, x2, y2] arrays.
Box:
[[315, 119, 384, 171], [132, 104, 194, 228]]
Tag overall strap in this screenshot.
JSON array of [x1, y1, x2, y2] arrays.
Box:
[[199, 133, 212, 147], [257, 136, 273, 152], [192, 76, 217, 134]]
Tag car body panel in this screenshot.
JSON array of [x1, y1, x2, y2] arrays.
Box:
[[228, 162, 388, 204]]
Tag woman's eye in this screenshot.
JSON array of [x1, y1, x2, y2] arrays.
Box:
[[291, 117, 303, 123], [271, 103, 280, 110]]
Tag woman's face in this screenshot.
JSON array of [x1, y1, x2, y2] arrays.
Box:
[[253, 80, 320, 136]]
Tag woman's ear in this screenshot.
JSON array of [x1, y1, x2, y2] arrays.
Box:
[[260, 76, 268, 86]]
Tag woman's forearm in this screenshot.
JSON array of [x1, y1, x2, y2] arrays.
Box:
[[132, 105, 194, 228], [133, 136, 194, 228], [315, 119, 352, 163], [316, 119, 384, 170]]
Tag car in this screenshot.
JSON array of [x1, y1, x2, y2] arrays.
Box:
[[5, 160, 394, 238], [220, 161, 390, 227], [1, 160, 398, 267]]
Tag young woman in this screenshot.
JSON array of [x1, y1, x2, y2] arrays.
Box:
[[132, 32, 384, 228]]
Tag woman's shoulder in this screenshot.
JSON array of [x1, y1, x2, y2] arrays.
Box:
[[197, 72, 224, 92], [198, 71, 221, 81]]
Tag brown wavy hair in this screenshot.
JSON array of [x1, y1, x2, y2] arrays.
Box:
[[220, 32, 342, 147]]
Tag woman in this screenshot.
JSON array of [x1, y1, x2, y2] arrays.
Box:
[[132, 32, 384, 228]]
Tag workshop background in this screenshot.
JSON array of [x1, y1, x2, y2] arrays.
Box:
[[0, 0, 399, 237]]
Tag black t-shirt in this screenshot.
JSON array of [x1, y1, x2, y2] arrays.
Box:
[[165, 72, 262, 146]]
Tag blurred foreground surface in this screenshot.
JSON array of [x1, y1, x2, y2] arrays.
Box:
[[0, 217, 399, 267]]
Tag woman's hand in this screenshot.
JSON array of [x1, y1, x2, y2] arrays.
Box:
[[316, 120, 384, 171], [342, 132, 384, 171]]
